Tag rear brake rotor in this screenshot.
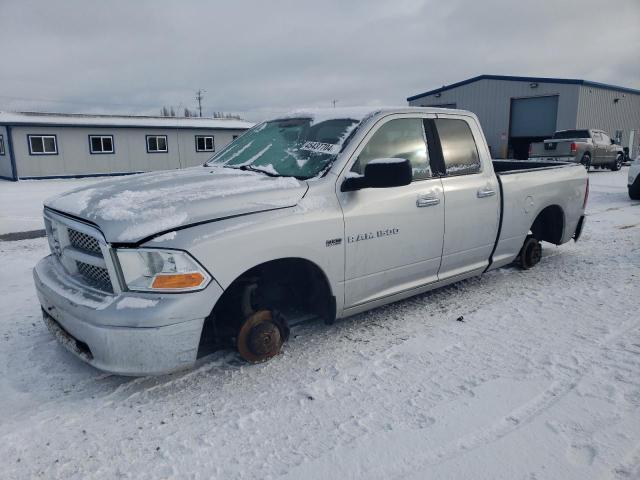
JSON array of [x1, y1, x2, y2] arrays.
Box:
[[237, 310, 284, 363]]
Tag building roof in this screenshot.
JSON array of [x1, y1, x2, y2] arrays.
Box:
[[0, 111, 254, 130], [407, 74, 640, 102]]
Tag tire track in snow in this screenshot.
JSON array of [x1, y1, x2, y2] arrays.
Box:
[[389, 311, 640, 476]]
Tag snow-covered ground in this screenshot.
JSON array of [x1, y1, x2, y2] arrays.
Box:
[[0, 177, 113, 234], [0, 168, 638, 479]]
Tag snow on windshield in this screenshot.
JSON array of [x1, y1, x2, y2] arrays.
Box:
[[207, 116, 361, 179]]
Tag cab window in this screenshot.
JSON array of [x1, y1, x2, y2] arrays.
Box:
[[434, 118, 480, 176], [351, 118, 431, 181]]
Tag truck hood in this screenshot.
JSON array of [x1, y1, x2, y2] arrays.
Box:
[[45, 166, 308, 243]]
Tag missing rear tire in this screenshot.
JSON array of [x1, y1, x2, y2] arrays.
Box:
[[518, 236, 542, 270]]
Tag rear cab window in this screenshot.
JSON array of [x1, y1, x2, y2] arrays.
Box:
[[433, 118, 481, 176], [599, 132, 611, 144], [552, 130, 591, 140]]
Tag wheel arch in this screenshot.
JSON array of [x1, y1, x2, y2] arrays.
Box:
[[226, 256, 335, 306], [197, 257, 336, 354], [530, 204, 565, 245]]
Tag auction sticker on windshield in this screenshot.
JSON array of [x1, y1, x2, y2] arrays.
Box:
[[300, 141, 339, 154]]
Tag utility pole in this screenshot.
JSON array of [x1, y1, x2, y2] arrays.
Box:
[[195, 89, 206, 117]]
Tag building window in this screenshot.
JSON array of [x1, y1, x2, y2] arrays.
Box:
[[195, 135, 215, 152], [28, 135, 58, 155], [146, 135, 168, 153], [0, 135, 4, 155], [89, 135, 114, 154]]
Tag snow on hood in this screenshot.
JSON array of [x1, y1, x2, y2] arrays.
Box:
[[45, 166, 307, 243]]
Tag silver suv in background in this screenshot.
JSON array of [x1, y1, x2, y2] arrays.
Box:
[[529, 129, 625, 171]]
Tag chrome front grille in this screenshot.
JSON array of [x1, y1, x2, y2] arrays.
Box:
[[44, 210, 117, 294], [76, 261, 113, 292], [68, 228, 101, 254]]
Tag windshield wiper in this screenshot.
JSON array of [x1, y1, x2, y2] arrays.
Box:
[[222, 164, 307, 180], [223, 164, 279, 177]]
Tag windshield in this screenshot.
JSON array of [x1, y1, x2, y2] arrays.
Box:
[[206, 117, 360, 179], [552, 130, 591, 139]]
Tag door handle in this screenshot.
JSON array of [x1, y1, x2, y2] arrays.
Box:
[[416, 194, 440, 207], [477, 188, 496, 198]]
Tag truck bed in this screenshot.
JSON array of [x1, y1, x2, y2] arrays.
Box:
[[492, 159, 575, 174], [487, 159, 586, 272]]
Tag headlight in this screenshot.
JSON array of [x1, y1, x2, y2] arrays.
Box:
[[116, 248, 211, 292]]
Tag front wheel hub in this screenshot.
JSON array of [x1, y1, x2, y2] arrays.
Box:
[[237, 310, 285, 363]]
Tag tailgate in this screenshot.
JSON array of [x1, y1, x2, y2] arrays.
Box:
[[529, 140, 572, 158]]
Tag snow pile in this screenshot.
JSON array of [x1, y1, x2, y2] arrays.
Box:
[[0, 177, 106, 234]]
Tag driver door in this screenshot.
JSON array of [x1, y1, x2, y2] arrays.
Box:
[[338, 115, 445, 309]]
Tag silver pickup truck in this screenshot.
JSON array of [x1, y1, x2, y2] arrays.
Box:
[[34, 107, 588, 375], [529, 129, 625, 171]]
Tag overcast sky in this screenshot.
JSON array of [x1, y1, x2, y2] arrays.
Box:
[[1, 0, 638, 121]]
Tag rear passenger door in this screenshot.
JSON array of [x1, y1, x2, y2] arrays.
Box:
[[431, 115, 501, 280]]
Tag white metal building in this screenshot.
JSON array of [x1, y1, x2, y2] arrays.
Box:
[[0, 112, 253, 180], [407, 75, 640, 159]]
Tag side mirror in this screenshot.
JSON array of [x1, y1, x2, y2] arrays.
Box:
[[341, 158, 412, 192]]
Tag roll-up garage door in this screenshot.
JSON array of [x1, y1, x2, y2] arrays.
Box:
[[509, 95, 558, 137]]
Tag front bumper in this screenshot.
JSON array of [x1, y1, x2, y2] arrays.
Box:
[[33, 255, 224, 376]]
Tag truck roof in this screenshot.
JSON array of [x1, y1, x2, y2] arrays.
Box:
[[273, 106, 475, 124]]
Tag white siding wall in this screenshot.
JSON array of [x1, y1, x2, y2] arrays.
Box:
[[10, 126, 245, 178], [409, 79, 581, 158], [577, 86, 640, 155], [0, 126, 12, 179]]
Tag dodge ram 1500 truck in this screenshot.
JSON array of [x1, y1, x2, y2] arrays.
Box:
[[529, 129, 624, 171], [34, 107, 588, 375]]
